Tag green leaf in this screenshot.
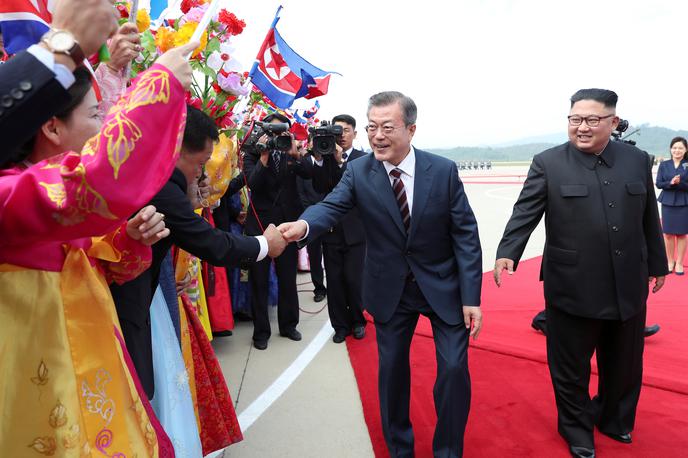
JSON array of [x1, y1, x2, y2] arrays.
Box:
[[206, 37, 221, 54], [140, 30, 157, 54]]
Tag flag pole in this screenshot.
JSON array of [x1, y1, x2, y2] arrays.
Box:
[[186, 0, 222, 60], [124, 0, 139, 80]]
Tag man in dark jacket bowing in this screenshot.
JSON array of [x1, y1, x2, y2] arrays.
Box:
[[494, 89, 668, 458], [110, 106, 287, 398], [279, 92, 483, 458]]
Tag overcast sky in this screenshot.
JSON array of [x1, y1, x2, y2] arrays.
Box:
[[220, 0, 686, 149]]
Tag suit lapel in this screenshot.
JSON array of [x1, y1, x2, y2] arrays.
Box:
[[408, 149, 433, 241], [371, 160, 407, 236]]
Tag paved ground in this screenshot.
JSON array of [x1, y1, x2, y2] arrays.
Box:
[[209, 164, 578, 457]]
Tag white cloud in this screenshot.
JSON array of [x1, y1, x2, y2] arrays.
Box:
[[226, 0, 688, 148]]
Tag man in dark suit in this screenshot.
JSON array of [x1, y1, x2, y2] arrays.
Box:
[[243, 113, 312, 350], [280, 91, 483, 458], [494, 89, 668, 458], [0, 0, 118, 164], [310, 114, 368, 343], [296, 140, 327, 303], [111, 106, 287, 398]]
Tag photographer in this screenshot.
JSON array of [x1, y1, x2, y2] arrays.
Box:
[[243, 113, 311, 350], [310, 114, 368, 343]]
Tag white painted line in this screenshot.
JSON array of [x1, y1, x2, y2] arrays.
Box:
[[204, 319, 334, 458]]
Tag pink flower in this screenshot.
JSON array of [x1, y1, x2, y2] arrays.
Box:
[[217, 72, 250, 96]]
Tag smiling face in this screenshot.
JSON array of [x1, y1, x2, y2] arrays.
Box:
[[670, 140, 687, 161], [366, 101, 416, 165], [567, 99, 619, 154]]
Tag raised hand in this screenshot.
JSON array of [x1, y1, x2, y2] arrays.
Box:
[[52, 0, 119, 58], [106, 23, 140, 72], [493, 258, 515, 287], [264, 223, 288, 258], [277, 220, 308, 243], [156, 41, 200, 89], [126, 205, 169, 246]]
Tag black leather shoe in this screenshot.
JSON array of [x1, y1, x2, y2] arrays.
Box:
[[314, 291, 326, 302], [600, 431, 632, 443], [332, 332, 347, 344], [280, 329, 302, 341], [644, 324, 660, 338], [531, 310, 547, 335], [253, 340, 268, 350], [352, 326, 366, 339], [569, 445, 595, 457]]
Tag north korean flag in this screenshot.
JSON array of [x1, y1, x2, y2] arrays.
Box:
[[249, 9, 337, 109], [0, 0, 52, 54]]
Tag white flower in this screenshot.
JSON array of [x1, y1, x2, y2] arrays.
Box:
[[207, 42, 242, 73]]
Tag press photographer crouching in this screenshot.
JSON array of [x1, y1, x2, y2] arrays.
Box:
[[242, 113, 312, 350], [310, 114, 368, 343]]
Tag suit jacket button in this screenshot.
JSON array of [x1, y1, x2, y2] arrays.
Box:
[[10, 88, 24, 100], [612, 226, 619, 232], [1, 95, 12, 108], [603, 180, 611, 185], [19, 80, 32, 91], [615, 249, 622, 256], [608, 202, 615, 208]]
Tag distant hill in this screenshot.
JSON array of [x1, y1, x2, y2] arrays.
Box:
[[429, 124, 688, 162]]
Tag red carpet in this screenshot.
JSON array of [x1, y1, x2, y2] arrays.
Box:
[[347, 257, 688, 457]]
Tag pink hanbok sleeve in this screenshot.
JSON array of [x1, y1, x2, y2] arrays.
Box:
[[95, 64, 127, 119], [0, 63, 187, 247], [97, 222, 153, 285]]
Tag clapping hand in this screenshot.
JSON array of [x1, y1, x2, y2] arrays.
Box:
[[671, 175, 680, 185], [126, 205, 169, 246], [264, 223, 288, 258]]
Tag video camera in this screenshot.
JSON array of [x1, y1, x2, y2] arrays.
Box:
[[241, 121, 293, 155], [309, 121, 343, 156], [611, 119, 636, 146]]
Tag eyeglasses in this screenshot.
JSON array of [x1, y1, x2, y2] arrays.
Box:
[[365, 124, 404, 135], [567, 114, 615, 127]]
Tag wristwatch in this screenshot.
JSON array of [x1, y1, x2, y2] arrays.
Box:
[[41, 29, 85, 66]]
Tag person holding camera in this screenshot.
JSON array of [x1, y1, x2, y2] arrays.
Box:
[[310, 114, 368, 343], [243, 113, 311, 350]]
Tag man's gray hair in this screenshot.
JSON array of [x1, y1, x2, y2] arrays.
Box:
[[367, 91, 417, 126]]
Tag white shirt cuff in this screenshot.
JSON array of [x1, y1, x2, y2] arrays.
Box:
[[27, 45, 76, 89], [300, 220, 310, 241], [255, 235, 268, 261], [312, 157, 323, 167]]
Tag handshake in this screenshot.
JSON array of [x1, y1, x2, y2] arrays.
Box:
[[262, 220, 310, 258]]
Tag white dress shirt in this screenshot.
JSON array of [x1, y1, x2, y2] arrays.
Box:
[[27, 44, 76, 89]]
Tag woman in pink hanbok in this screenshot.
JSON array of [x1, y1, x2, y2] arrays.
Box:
[[0, 42, 197, 457]]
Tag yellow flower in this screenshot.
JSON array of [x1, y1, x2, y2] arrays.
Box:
[[174, 21, 207, 58], [155, 26, 176, 53], [136, 9, 151, 33]]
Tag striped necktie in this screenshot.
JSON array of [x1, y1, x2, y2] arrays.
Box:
[[389, 168, 410, 231]]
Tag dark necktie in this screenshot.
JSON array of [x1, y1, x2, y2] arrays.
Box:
[[272, 151, 281, 174], [342, 152, 348, 160], [389, 168, 410, 231]]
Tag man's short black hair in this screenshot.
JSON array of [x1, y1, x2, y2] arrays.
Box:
[[262, 112, 291, 127], [332, 114, 356, 129], [183, 105, 219, 152], [570, 88, 618, 109]]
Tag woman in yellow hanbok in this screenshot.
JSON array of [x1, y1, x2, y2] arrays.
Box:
[[0, 61, 187, 457]]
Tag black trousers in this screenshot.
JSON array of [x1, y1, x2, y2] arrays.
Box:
[[546, 305, 645, 448], [306, 236, 326, 295], [375, 278, 471, 458], [249, 243, 299, 342], [323, 241, 365, 334]]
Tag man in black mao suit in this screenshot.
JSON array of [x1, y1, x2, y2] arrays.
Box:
[[243, 113, 311, 349], [494, 89, 668, 458], [280, 92, 483, 458], [310, 114, 368, 343], [111, 107, 287, 398]]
